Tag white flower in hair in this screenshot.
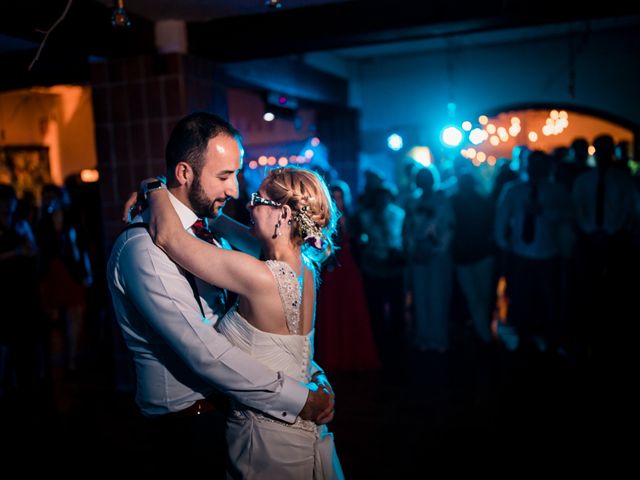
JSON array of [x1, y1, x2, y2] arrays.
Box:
[[294, 205, 324, 250]]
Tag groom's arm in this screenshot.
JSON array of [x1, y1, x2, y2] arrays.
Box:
[[116, 232, 330, 422]]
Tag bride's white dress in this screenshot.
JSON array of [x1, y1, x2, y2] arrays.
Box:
[[217, 260, 344, 480]]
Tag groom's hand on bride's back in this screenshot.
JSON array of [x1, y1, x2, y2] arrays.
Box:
[[299, 382, 335, 425]]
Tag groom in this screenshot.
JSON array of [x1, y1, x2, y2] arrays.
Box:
[[107, 112, 333, 473]]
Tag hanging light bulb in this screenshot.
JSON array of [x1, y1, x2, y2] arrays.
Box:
[[111, 0, 131, 29]]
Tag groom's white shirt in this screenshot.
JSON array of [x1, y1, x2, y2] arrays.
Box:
[[107, 191, 308, 420]]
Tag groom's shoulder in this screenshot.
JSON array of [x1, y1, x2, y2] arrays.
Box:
[[110, 222, 158, 258], [121, 221, 150, 235], [117, 222, 152, 243], [109, 223, 183, 281]]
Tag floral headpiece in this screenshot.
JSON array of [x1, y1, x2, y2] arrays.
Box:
[[293, 205, 324, 250]]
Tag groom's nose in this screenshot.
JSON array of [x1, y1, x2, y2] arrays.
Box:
[[224, 178, 239, 200]]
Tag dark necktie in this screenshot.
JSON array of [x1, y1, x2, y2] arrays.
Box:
[[191, 219, 220, 245], [190, 219, 228, 312]]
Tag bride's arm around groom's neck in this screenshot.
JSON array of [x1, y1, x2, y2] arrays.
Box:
[[212, 213, 262, 258]]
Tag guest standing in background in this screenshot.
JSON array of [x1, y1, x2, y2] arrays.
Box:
[[37, 184, 92, 374], [316, 180, 382, 371]]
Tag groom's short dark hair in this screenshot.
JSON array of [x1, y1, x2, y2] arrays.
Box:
[[165, 112, 241, 185]]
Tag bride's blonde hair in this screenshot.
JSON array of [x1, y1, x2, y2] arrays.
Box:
[[263, 166, 338, 273]]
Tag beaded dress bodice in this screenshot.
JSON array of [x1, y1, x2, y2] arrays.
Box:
[[217, 260, 313, 383]]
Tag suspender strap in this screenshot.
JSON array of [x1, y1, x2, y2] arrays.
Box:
[[184, 271, 206, 319]]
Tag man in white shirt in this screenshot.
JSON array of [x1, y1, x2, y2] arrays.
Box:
[[107, 112, 333, 473], [571, 134, 638, 364]]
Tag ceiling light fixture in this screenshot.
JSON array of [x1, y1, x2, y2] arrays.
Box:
[[111, 0, 132, 29]]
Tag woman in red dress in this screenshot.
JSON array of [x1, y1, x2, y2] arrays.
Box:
[[315, 180, 382, 371]]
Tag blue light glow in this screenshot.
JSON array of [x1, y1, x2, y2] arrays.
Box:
[[387, 133, 404, 151]]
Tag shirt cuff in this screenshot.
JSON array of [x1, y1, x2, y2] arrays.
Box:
[[262, 375, 309, 424]]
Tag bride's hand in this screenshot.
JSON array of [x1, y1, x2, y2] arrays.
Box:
[[121, 191, 140, 223], [121, 177, 154, 223], [145, 179, 182, 249], [122, 176, 168, 223]]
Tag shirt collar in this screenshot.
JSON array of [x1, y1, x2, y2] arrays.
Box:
[[138, 190, 199, 231]]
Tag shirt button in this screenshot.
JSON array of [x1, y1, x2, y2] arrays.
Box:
[[282, 412, 287, 417]]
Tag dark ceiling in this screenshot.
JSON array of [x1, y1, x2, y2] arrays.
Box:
[[0, 0, 638, 90]]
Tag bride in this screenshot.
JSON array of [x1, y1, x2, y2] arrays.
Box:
[[145, 166, 344, 479]]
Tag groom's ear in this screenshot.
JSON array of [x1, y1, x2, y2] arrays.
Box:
[[174, 162, 193, 186]]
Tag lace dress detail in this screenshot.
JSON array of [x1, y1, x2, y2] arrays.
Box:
[[265, 259, 303, 335]]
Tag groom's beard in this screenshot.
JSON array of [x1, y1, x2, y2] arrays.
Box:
[[188, 173, 224, 219]]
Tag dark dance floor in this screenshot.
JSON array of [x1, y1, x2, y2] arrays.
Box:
[[1, 323, 613, 476]]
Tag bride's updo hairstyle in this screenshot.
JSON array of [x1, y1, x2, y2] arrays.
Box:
[[263, 166, 338, 273]]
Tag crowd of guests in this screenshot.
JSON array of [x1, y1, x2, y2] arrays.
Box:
[[0, 179, 96, 410], [302, 133, 639, 370]]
